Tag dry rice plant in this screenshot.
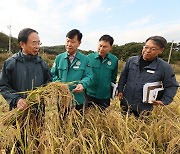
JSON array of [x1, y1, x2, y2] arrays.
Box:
[[0, 82, 73, 153], [0, 82, 73, 127], [0, 87, 180, 153]]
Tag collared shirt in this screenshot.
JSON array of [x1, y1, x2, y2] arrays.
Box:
[[68, 52, 76, 63]]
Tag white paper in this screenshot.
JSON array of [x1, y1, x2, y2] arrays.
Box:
[[111, 82, 117, 99], [148, 88, 164, 103], [143, 81, 163, 103]]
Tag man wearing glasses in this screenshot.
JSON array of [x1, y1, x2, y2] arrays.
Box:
[[117, 36, 179, 117], [0, 28, 52, 152]]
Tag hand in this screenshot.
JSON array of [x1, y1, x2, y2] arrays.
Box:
[[17, 98, 28, 110], [118, 92, 123, 100], [72, 84, 84, 93], [152, 100, 164, 106]]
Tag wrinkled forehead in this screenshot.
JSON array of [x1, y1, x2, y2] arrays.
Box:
[[145, 40, 161, 48], [27, 32, 40, 41]]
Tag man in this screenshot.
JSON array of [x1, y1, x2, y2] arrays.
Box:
[[0, 28, 52, 152], [117, 36, 179, 117], [51, 29, 92, 110], [86, 35, 118, 109]]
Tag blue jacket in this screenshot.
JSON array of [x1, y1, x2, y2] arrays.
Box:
[[51, 51, 92, 105], [118, 55, 179, 113]]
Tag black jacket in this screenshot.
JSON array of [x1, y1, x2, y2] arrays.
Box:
[[0, 51, 52, 109]]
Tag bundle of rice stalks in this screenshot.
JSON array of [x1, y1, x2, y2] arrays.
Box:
[[0, 82, 73, 127], [27, 81, 73, 109]]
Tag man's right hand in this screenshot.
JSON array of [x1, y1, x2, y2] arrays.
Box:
[[17, 98, 28, 110]]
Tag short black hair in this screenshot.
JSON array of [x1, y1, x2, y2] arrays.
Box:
[[146, 36, 167, 48], [66, 29, 82, 42], [18, 28, 38, 43], [99, 34, 114, 46]]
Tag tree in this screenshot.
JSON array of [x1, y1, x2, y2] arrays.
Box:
[[0, 32, 9, 51], [0, 32, 20, 53]]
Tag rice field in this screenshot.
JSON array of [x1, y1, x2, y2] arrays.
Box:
[[176, 74, 180, 84], [0, 54, 180, 153], [0, 82, 180, 154]]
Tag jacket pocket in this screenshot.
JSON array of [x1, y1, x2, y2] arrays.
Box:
[[89, 62, 100, 68], [72, 65, 85, 74], [142, 70, 162, 84], [57, 65, 68, 80], [69, 65, 86, 80], [128, 64, 138, 81], [106, 64, 114, 70]]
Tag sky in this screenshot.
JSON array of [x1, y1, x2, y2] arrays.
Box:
[[0, 0, 180, 51]]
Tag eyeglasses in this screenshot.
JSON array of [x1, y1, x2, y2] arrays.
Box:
[[28, 41, 42, 46], [143, 46, 160, 52]]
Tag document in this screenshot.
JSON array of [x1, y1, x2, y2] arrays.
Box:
[[143, 81, 164, 103], [111, 82, 117, 99]]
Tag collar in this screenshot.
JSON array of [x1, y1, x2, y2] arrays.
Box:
[[135, 55, 158, 69], [64, 50, 80, 60], [21, 52, 38, 61], [17, 51, 42, 63], [146, 58, 158, 69], [94, 51, 110, 60], [67, 52, 76, 58]]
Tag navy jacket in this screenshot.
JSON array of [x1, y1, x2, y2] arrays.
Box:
[[118, 55, 179, 113]]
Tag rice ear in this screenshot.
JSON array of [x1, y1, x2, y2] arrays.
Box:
[[1, 82, 73, 126]]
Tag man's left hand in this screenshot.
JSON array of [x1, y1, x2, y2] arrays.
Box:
[[152, 100, 164, 106], [73, 84, 84, 93]]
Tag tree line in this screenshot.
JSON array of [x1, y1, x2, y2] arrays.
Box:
[[0, 32, 180, 63]]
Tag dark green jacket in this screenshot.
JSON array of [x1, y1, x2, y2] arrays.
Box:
[[86, 52, 118, 99], [51, 51, 92, 105], [0, 51, 52, 109]]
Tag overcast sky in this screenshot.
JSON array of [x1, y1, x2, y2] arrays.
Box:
[[0, 0, 180, 51]]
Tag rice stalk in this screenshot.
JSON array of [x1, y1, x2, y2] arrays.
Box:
[[0, 82, 73, 127]]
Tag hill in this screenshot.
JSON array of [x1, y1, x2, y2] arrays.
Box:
[[0, 32, 20, 53], [0, 32, 180, 62]]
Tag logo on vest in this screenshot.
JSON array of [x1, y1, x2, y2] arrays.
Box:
[[107, 61, 111, 65], [76, 61, 81, 66]]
